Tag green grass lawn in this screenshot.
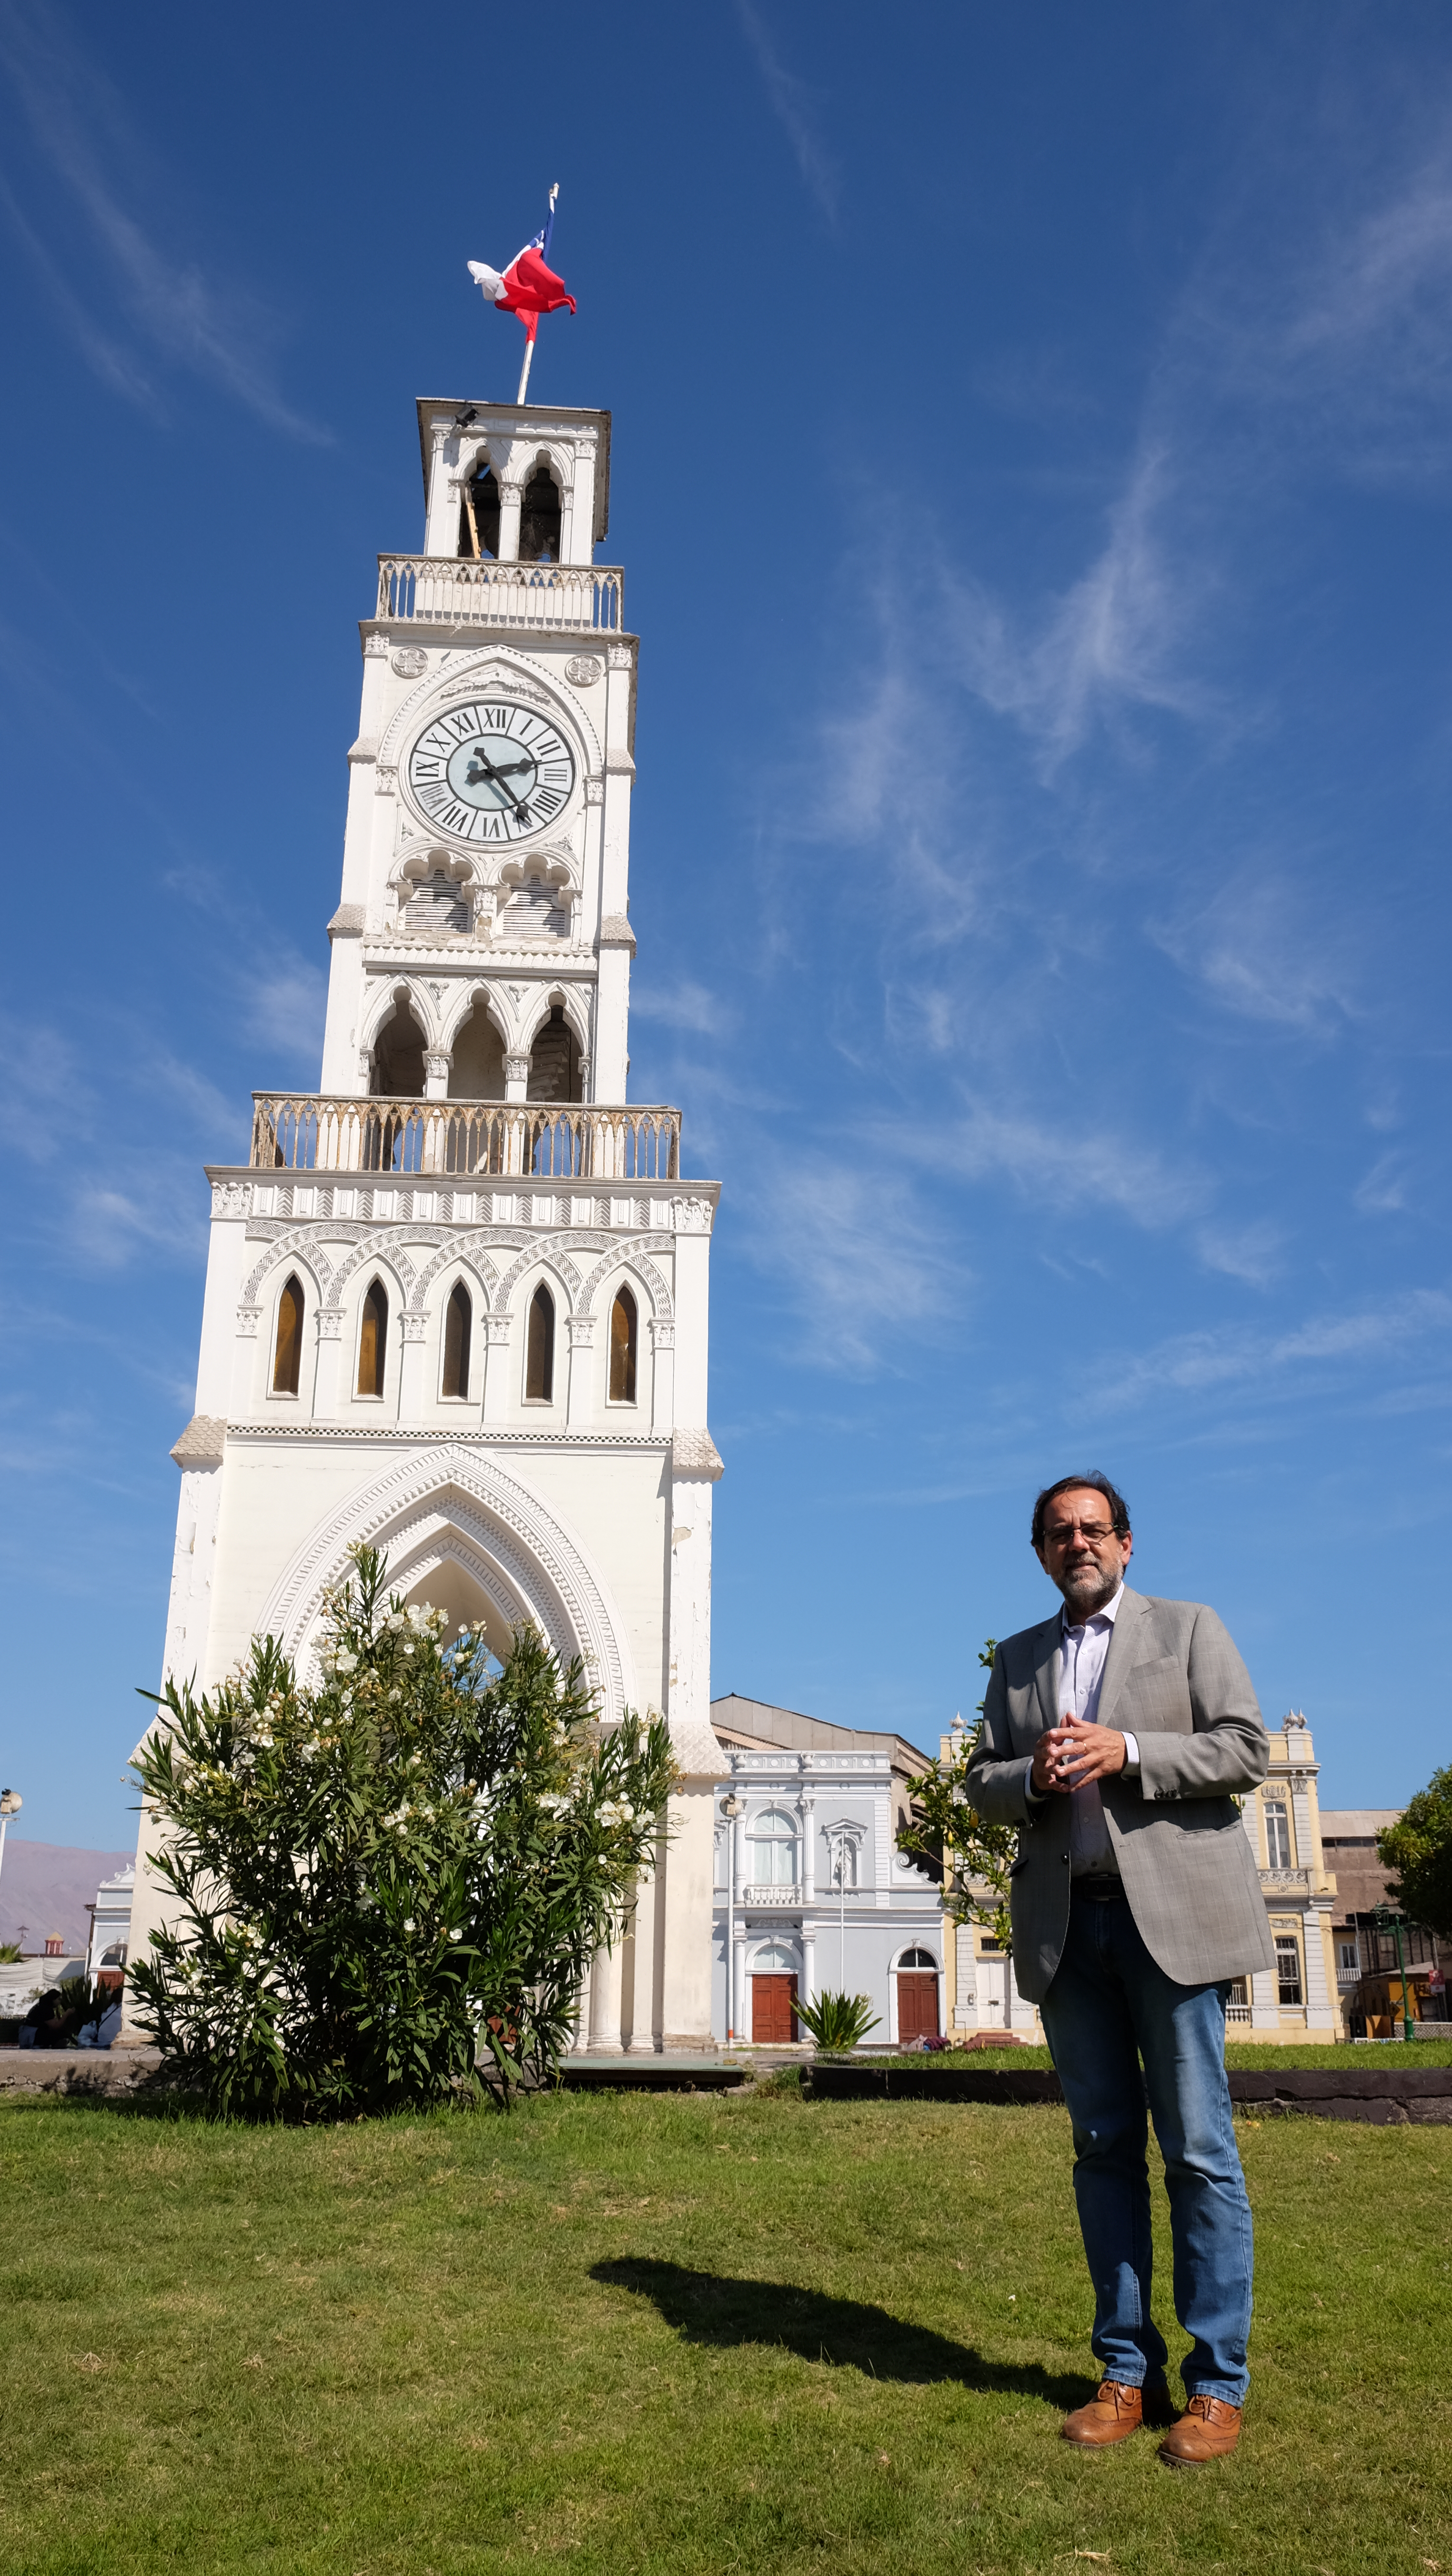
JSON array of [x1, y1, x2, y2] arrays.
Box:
[[1, 2087, 1447, 2575]]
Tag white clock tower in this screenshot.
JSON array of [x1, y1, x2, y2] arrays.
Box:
[[124, 396, 724, 2055]]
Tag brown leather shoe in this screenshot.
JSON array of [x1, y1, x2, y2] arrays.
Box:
[[1061, 2380, 1147, 2446], [1158, 2394, 1243, 2464]]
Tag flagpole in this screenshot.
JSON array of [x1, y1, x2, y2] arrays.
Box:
[[516, 336, 535, 405]]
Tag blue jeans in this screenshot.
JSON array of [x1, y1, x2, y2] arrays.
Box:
[[1038, 1888, 1254, 2404]]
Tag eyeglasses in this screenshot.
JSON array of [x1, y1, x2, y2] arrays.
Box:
[[1041, 1522, 1120, 1548]]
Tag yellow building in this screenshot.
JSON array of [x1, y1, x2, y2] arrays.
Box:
[[940, 1712, 1344, 2045]]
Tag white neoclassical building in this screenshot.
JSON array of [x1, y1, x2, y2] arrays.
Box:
[[122, 391, 724, 2054], [710, 1696, 944, 2047]]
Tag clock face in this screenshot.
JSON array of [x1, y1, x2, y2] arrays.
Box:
[[406, 698, 576, 844]]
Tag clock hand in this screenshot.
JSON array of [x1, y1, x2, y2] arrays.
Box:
[[464, 751, 529, 813]]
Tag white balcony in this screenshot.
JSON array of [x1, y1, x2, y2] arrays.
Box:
[[376, 556, 623, 633], [250, 1093, 680, 1182]]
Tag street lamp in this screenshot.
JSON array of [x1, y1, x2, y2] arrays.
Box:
[[1373, 1900, 1417, 2045]]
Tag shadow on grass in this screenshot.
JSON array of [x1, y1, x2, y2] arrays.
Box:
[[591, 2258, 1088, 2406]]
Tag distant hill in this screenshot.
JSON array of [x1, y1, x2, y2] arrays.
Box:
[[0, 1840, 133, 1954]]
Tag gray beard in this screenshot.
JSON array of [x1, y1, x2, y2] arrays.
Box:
[[1057, 1567, 1121, 1625]]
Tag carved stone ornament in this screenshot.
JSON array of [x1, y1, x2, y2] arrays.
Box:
[[375, 763, 397, 797], [672, 1198, 715, 1235], [316, 1310, 345, 1343], [400, 1312, 430, 1344], [567, 1315, 596, 1347], [211, 1181, 250, 1218], [503, 1052, 530, 1084], [607, 643, 633, 670], [363, 631, 389, 658], [237, 1305, 263, 1339], [585, 777, 605, 806], [423, 1051, 451, 1081], [649, 1320, 677, 1350], [391, 647, 429, 678], [564, 656, 603, 687], [485, 1314, 513, 1344]]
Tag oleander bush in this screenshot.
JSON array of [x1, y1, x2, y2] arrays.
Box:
[[128, 1545, 675, 2118]]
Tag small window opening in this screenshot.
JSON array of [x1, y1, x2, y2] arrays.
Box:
[[1274, 1935, 1303, 2007], [358, 1280, 388, 1397], [526, 1002, 581, 1103], [442, 1281, 472, 1400], [899, 1948, 937, 1969], [448, 1000, 506, 1100], [273, 1275, 304, 1396], [526, 1283, 554, 1402], [459, 462, 501, 560], [1264, 1799, 1292, 1869], [518, 463, 562, 564], [609, 1286, 637, 1403], [370, 994, 427, 1099]]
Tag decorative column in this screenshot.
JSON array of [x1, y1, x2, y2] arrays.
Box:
[[649, 1318, 676, 1435], [588, 1937, 625, 2055], [1251, 1963, 1280, 2031], [1303, 1901, 1336, 2031], [423, 1049, 450, 1102], [627, 1858, 661, 2054], [566, 1314, 595, 1426], [481, 1314, 513, 1422], [503, 1051, 530, 1105], [802, 1926, 817, 2011], [397, 1309, 429, 1418], [498, 481, 522, 561]]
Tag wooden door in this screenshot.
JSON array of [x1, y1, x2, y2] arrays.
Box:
[[897, 1970, 939, 2042], [751, 1973, 799, 2043]]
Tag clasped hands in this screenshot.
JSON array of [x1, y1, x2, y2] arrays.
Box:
[[1031, 1714, 1128, 1795]]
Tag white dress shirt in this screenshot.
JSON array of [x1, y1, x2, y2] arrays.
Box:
[[1052, 1584, 1140, 1876]]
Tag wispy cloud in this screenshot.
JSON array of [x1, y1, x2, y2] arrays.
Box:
[[913, 1099, 1207, 1235], [629, 977, 734, 1037], [733, 0, 839, 225], [236, 955, 328, 1070], [740, 1157, 958, 1372], [1088, 1289, 1452, 1414], [0, 2, 324, 439], [1150, 872, 1359, 1035]]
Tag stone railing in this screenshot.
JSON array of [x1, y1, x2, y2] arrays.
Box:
[[1226, 2003, 1254, 2024], [376, 556, 623, 633], [250, 1094, 680, 1182], [1259, 1867, 1311, 1892]]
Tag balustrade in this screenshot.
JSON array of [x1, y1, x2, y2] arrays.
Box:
[[376, 556, 623, 632], [250, 1093, 680, 1182]]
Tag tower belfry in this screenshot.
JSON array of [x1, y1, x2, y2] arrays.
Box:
[[126, 395, 723, 2055]]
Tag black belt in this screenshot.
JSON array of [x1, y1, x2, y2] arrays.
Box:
[[1074, 1874, 1126, 1901]]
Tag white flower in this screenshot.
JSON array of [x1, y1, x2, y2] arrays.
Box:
[[447, 1929, 462, 1943], [334, 1649, 358, 1675], [402, 1918, 415, 1933]]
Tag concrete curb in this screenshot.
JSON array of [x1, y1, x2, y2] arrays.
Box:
[[802, 2063, 1452, 2122]]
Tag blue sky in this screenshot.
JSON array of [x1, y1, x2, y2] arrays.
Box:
[[2, 0, 1450, 1845]]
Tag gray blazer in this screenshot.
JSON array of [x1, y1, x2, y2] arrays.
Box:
[[966, 1586, 1276, 2001]]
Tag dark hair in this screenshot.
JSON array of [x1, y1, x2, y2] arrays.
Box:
[[1031, 1472, 1131, 1552]]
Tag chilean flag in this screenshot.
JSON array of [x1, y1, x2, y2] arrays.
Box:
[[468, 186, 576, 345]]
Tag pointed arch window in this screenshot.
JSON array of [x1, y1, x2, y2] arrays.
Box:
[[272, 1275, 304, 1396], [525, 1283, 554, 1402], [609, 1286, 637, 1404], [358, 1280, 388, 1398], [442, 1281, 472, 1401]]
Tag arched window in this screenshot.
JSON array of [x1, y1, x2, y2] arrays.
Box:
[[525, 1283, 554, 1402], [272, 1274, 304, 1396], [442, 1281, 472, 1400], [748, 1808, 799, 1887], [448, 1000, 506, 1100], [609, 1286, 637, 1404], [899, 1948, 938, 1969], [370, 993, 427, 1099], [518, 462, 562, 564], [752, 1943, 798, 1973], [526, 1002, 582, 1104], [459, 461, 500, 560], [358, 1280, 388, 1397]]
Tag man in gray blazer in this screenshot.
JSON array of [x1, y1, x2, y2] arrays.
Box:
[[966, 1473, 1273, 2465]]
